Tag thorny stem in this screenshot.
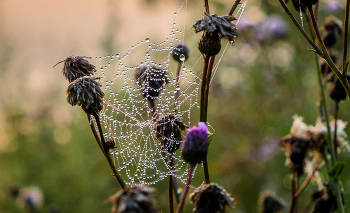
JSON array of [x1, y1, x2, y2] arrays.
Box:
[[169, 157, 174, 213], [176, 164, 195, 213], [289, 169, 298, 213], [308, 6, 350, 99], [88, 113, 126, 189], [343, 0, 350, 76], [229, 0, 241, 16], [294, 158, 322, 198]]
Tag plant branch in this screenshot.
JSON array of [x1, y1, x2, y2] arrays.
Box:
[[294, 158, 322, 198], [176, 164, 195, 213], [289, 169, 298, 213], [89, 112, 126, 189], [278, 0, 323, 55], [308, 6, 350, 98], [333, 101, 339, 161], [343, 0, 350, 76], [229, 0, 241, 16]]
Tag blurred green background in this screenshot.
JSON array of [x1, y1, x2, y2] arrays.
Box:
[[1, 0, 350, 212]]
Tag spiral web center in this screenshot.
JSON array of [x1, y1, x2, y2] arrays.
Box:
[[89, 0, 248, 185]]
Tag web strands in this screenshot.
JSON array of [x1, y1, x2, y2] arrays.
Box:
[[93, 3, 202, 185]]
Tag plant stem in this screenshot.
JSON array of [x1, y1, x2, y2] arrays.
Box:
[[343, 0, 350, 76], [89, 113, 126, 189], [174, 62, 182, 113], [87, 114, 104, 152], [176, 164, 195, 213], [294, 158, 321, 198], [278, 0, 322, 55], [308, 6, 350, 98], [333, 101, 339, 161], [229, 0, 241, 16], [169, 157, 174, 213], [289, 169, 298, 213], [204, 0, 209, 14]]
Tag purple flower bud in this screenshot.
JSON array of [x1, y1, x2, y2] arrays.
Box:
[[181, 122, 208, 164], [172, 43, 189, 62]]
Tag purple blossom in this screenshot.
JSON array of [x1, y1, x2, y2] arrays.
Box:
[[181, 122, 208, 164]]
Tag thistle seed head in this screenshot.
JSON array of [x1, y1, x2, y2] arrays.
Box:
[[259, 190, 285, 213], [106, 185, 159, 213], [55, 56, 97, 83], [193, 13, 238, 57], [66, 76, 104, 115], [322, 16, 343, 48], [154, 113, 188, 153], [134, 66, 170, 101], [190, 183, 235, 213], [181, 122, 208, 165], [329, 74, 349, 102], [16, 187, 43, 211]]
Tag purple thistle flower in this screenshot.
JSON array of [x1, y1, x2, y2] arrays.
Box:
[[181, 122, 208, 165]]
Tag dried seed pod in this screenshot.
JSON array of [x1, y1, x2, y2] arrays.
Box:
[[134, 66, 169, 101], [312, 184, 345, 213], [55, 56, 97, 83], [182, 122, 208, 164], [190, 183, 235, 213], [66, 76, 104, 115], [106, 185, 159, 213], [154, 113, 188, 153]]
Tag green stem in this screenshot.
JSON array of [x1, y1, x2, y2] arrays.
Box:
[[307, 6, 350, 98], [333, 101, 339, 162], [343, 0, 350, 76], [89, 113, 126, 189], [176, 164, 195, 213], [229, 0, 241, 16], [204, 0, 209, 14], [289, 169, 298, 213]]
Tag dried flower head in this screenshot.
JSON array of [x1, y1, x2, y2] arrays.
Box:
[[322, 16, 343, 48], [172, 43, 189, 62], [55, 56, 97, 83], [16, 186, 43, 211], [312, 184, 345, 213], [190, 183, 235, 213], [328, 74, 350, 102], [106, 185, 159, 213], [280, 115, 349, 173], [66, 76, 105, 115], [182, 122, 208, 164], [154, 113, 188, 153], [193, 12, 238, 57], [135, 66, 170, 101], [259, 190, 285, 213]]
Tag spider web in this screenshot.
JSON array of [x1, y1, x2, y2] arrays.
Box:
[[89, 0, 248, 185]]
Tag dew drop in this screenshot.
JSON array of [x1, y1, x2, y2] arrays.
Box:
[[179, 54, 186, 61], [145, 38, 150, 42]]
